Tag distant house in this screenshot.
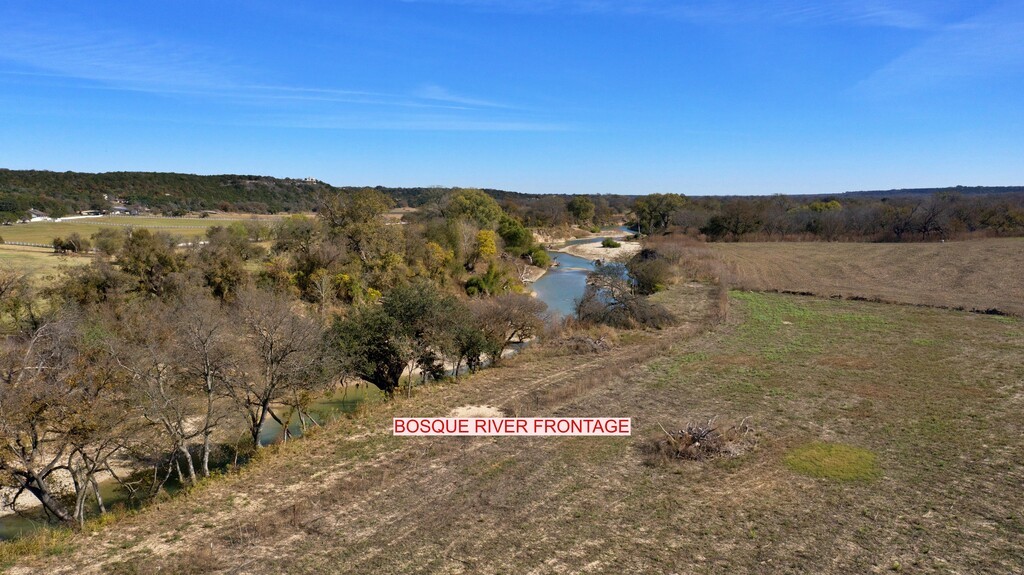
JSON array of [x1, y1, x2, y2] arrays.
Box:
[[26, 209, 51, 222], [110, 206, 131, 215], [79, 209, 103, 216]]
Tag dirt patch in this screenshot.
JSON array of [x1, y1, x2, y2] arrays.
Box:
[[447, 405, 506, 418], [557, 240, 641, 262], [713, 354, 760, 366]]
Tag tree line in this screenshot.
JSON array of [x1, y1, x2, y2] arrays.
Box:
[[0, 188, 551, 527], [629, 191, 1024, 242]]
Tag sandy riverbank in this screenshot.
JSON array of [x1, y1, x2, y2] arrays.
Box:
[[521, 264, 547, 284], [557, 240, 641, 261]]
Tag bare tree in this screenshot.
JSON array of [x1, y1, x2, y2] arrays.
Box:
[[0, 315, 137, 526], [227, 287, 332, 446], [112, 301, 206, 486], [171, 291, 237, 476], [469, 293, 548, 363]]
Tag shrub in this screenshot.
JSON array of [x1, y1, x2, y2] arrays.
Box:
[[528, 246, 551, 268], [601, 237, 621, 248], [575, 263, 675, 329], [627, 255, 672, 294]]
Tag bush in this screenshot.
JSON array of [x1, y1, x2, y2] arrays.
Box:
[[627, 255, 672, 294], [528, 246, 551, 268], [601, 237, 621, 248], [575, 263, 675, 329]]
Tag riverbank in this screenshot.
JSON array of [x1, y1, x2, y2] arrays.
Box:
[[557, 239, 640, 261]]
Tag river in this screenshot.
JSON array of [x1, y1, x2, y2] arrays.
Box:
[[530, 225, 631, 317]]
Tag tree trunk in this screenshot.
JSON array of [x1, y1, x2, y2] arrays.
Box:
[[201, 372, 215, 477], [178, 444, 198, 486], [24, 478, 74, 525]]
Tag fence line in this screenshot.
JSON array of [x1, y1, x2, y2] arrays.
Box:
[[2, 241, 53, 249]]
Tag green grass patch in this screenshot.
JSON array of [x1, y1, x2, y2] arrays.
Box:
[[0, 527, 76, 569], [784, 442, 882, 481]]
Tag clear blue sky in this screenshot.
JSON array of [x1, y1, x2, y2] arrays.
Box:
[[2, 1, 1023, 195]]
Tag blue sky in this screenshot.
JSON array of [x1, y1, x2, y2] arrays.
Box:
[[1, 0, 1023, 195]]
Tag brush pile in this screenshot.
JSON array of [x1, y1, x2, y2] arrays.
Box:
[[642, 417, 754, 463]]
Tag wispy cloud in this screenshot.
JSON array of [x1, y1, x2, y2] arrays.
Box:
[[2, 26, 231, 91], [400, 0, 961, 29], [248, 113, 570, 132], [854, 1, 1024, 96], [0, 22, 553, 131], [415, 84, 511, 108]]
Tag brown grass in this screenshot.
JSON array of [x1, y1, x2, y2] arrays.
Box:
[[713, 237, 1024, 316]]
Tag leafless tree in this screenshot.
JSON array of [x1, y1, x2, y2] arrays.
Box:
[[171, 291, 238, 476], [111, 301, 207, 486], [0, 315, 137, 526], [469, 293, 548, 363], [227, 287, 333, 446]]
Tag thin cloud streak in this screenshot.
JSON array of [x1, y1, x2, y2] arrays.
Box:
[[854, 1, 1024, 96], [0, 24, 552, 131], [236, 113, 572, 132], [400, 0, 958, 29], [415, 84, 512, 108]]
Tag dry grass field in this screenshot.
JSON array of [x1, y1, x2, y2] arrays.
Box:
[[5, 282, 1022, 574], [713, 238, 1024, 316], [0, 245, 91, 279], [0, 216, 261, 245]]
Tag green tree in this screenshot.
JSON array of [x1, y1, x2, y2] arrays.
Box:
[[91, 228, 127, 256], [567, 196, 596, 225], [445, 189, 503, 229], [634, 193, 686, 235], [497, 214, 533, 254], [319, 188, 393, 230], [331, 282, 459, 396], [117, 229, 186, 296]]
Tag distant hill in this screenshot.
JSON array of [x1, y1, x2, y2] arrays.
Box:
[[3, 169, 1020, 222], [839, 186, 1024, 198], [0, 169, 540, 219], [0, 170, 341, 218], [0, 169, 635, 221]]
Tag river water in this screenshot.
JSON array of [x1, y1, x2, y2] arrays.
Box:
[[530, 251, 595, 317], [530, 225, 631, 317]]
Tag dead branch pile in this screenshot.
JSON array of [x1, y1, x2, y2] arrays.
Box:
[[556, 335, 614, 354], [641, 417, 754, 463]]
